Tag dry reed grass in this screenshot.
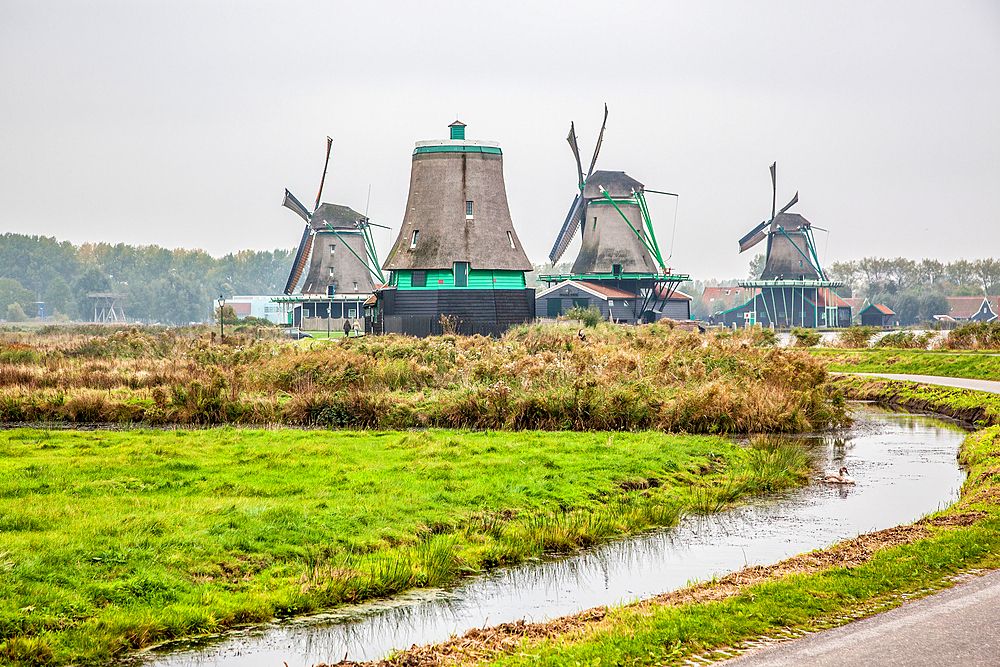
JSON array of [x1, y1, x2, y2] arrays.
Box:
[[0, 323, 847, 432]]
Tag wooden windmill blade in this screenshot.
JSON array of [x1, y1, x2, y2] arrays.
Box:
[[586, 104, 608, 179], [281, 137, 334, 295], [548, 193, 585, 263], [739, 219, 769, 253], [283, 224, 314, 295], [548, 106, 608, 264]]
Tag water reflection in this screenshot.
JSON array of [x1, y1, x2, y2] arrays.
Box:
[[139, 406, 968, 667]]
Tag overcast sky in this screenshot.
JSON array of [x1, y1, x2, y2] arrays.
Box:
[[2, 1, 998, 280]]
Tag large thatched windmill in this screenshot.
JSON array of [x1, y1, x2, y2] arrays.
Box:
[[716, 163, 848, 328], [538, 106, 691, 323], [374, 121, 536, 336]]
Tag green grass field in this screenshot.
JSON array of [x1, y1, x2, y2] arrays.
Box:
[[813, 348, 1000, 381], [453, 424, 1000, 667], [0, 426, 810, 665]]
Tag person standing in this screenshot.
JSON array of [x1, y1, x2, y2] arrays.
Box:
[[343, 319, 352, 338]]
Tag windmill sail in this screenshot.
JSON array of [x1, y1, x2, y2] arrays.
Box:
[[284, 224, 314, 295], [739, 219, 769, 253], [548, 105, 609, 265], [282, 189, 312, 223], [778, 191, 799, 215], [548, 193, 584, 263]]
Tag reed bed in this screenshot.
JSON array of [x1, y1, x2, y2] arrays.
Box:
[[0, 322, 846, 433]]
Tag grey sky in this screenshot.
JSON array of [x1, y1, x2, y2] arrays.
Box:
[[2, 1, 998, 280]]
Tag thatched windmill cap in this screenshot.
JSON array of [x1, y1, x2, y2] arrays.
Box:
[[383, 122, 532, 272]]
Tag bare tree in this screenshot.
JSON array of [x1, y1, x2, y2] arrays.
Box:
[[972, 258, 1000, 295], [886, 257, 918, 291], [917, 259, 945, 286], [947, 259, 975, 287]]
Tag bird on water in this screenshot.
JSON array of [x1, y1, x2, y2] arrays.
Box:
[[822, 466, 855, 484]]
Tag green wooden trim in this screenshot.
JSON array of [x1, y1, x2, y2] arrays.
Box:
[[394, 269, 525, 291], [413, 145, 502, 155]]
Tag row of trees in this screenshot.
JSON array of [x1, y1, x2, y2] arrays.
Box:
[[826, 257, 1000, 326], [827, 257, 1000, 298], [0, 233, 294, 324]]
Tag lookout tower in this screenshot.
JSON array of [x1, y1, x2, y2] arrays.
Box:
[[375, 121, 535, 336]]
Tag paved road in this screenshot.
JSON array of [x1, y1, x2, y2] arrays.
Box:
[[720, 569, 1000, 666], [844, 372, 1000, 395]]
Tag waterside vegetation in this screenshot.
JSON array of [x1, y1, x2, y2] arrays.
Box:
[[356, 421, 1000, 667], [0, 322, 846, 434], [0, 427, 812, 665]]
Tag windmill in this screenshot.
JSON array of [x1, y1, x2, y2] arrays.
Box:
[[540, 106, 690, 323], [738, 162, 825, 281], [721, 163, 845, 329], [281, 138, 386, 296], [548, 105, 670, 276]]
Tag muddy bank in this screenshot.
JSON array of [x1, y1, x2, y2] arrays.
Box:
[[327, 519, 993, 667]]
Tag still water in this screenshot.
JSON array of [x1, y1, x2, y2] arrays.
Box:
[[139, 406, 968, 666]]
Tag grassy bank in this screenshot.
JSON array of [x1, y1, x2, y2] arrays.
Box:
[[0, 426, 812, 666], [0, 323, 845, 433], [832, 375, 1000, 427], [813, 348, 1000, 381], [370, 423, 1000, 667]]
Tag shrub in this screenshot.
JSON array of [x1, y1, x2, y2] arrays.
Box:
[[838, 326, 877, 348], [564, 305, 604, 328], [943, 321, 1000, 350], [5, 303, 27, 322], [792, 328, 821, 347]]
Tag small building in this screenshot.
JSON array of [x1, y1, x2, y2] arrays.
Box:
[[536, 281, 691, 324], [944, 296, 1000, 323], [227, 295, 285, 324], [860, 303, 896, 328]]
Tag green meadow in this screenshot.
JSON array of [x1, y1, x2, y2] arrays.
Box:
[[814, 348, 1000, 381], [447, 424, 1000, 667], [0, 426, 810, 665]]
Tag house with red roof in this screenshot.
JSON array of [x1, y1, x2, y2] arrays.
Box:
[[945, 296, 999, 322], [536, 280, 691, 323], [860, 303, 896, 328]]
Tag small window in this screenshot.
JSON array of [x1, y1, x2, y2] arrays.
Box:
[[612, 264, 622, 276], [608, 300, 614, 307], [348, 307, 357, 319], [327, 285, 335, 296], [410, 230, 419, 249], [353, 282, 358, 290], [593, 216, 597, 229], [411, 270, 427, 287], [507, 231, 515, 249], [330, 244, 336, 256], [466, 201, 474, 219], [454, 261, 469, 287], [330, 267, 335, 276]]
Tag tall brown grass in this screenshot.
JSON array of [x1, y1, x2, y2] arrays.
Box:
[[0, 322, 847, 432]]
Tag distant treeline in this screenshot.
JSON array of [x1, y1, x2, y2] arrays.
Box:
[[826, 257, 1000, 324], [687, 255, 999, 325], [0, 233, 294, 324]]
